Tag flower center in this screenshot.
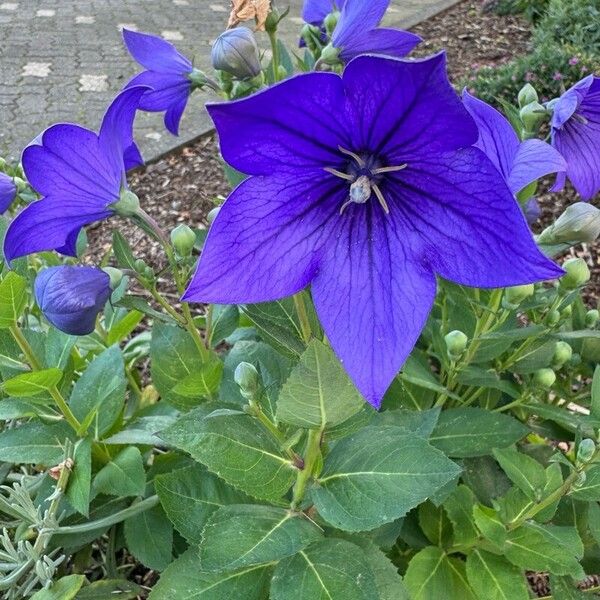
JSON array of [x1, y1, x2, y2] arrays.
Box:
[[325, 146, 407, 215]]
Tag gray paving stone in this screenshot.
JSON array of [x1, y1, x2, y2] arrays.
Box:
[[0, 0, 459, 163]]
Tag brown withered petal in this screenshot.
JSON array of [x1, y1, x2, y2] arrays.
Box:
[[228, 0, 271, 31]]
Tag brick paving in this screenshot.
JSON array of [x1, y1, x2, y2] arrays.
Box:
[[0, 0, 459, 163]]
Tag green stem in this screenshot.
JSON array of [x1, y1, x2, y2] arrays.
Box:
[[292, 429, 322, 509], [9, 325, 81, 433], [294, 294, 312, 344], [268, 30, 280, 81], [182, 303, 210, 362], [247, 401, 298, 463], [148, 286, 187, 325]]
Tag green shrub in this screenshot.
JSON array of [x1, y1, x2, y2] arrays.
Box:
[[485, 0, 550, 23]]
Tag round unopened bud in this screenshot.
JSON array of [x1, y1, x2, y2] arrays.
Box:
[[102, 267, 124, 290], [111, 189, 140, 217], [264, 7, 280, 33], [538, 203, 600, 245], [12, 176, 26, 193], [518, 83, 539, 108], [577, 438, 596, 464], [170, 224, 196, 257], [560, 257, 590, 289], [586, 309, 599, 328], [561, 304, 573, 319], [547, 309, 561, 326], [552, 341, 572, 369], [320, 43, 341, 65], [211, 28, 261, 80], [234, 362, 259, 401], [133, 259, 147, 274], [445, 330, 468, 359], [503, 284, 535, 309], [323, 10, 340, 34], [520, 101, 547, 132], [207, 206, 221, 225], [533, 368, 556, 388]]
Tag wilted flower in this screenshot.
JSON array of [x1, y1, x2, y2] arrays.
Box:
[[228, 0, 271, 31], [123, 29, 194, 135], [551, 75, 600, 199], [4, 87, 147, 262], [212, 28, 261, 80], [184, 54, 562, 407], [463, 91, 566, 196], [34, 266, 111, 335], [0, 173, 16, 214], [319, 0, 421, 63]]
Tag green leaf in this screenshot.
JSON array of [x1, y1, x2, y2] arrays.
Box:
[[587, 501, 600, 548], [93, 447, 146, 497], [277, 339, 364, 429], [512, 339, 556, 373], [3, 368, 62, 397], [592, 365, 600, 419], [418, 501, 452, 546], [149, 549, 271, 600], [360, 541, 409, 600], [520, 402, 600, 436], [492, 447, 546, 501], [504, 523, 584, 578], [112, 231, 137, 271], [0, 420, 74, 465], [45, 329, 76, 370], [443, 485, 478, 547], [271, 539, 378, 600], [70, 346, 126, 437], [570, 465, 600, 501], [466, 549, 529, 600], [160, 408, 296, 502], [156, 463, 253, 545], [455, 367, 519, 398], [75, 579, 142, 600], [400, 355, 459, 400], [549, 575, 588, 599], [104, 415, 177, 446], [200, 504, 322, 571], [31, 575, 86, 600], [124, 504, 172, 571], [404, 547, 476, 600], [310, 426, 461, 531], [0, 272, 27, 328], [170, 357, 223, 400], [209, 304, 239, 347], [473, 505, 506, 547], [67, 437, 92, 516], [430, 408, 528, 458], [373, 407, 440, 437], [107, 310, 143, 345]]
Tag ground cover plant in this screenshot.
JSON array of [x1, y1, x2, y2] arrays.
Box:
[[1, 0, 600, 598]]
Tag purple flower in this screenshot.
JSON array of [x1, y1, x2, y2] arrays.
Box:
[[524, 198, 541, 224], [551, 75, 600, 200], [123, 29, 193, 135], [303, 0, 346, 25], [183, 54, 562, 407], [322, 0, 421, 62], [212, 28, 262, 80], [35, 266, 111, 335], [463, 91, 566, 196], [0, 173, 16, 214], [4, 86, 147, 262]]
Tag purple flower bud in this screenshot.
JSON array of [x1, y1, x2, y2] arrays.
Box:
[[0, 173, 16, 214], [211, 28, 261, 80], [524, 198, 541, 224], [34, 266, 111, 335]]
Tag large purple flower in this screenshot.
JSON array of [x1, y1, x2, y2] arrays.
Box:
[[322, 0, 421, 62], [3, 87, 147, 262], [302, 0, 346, 25], [184, 54, 562, 407], [463, 91, 566, 196], [0, 173, 16, 214], [123, 29, 193, 136], [551, 75, 600, 200]]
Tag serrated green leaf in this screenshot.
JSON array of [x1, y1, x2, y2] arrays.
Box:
[[473, 505, 506, 547], [277, 339, 364, 429], [170, 358, 223, 399], [209, 304, 239, 347], [570, 465, 600, 501], [418, 501, 452, 546], [149, 549, 271, 600], [67, 437, 92, 516], [430, 408, 528, 458], [443, 485, 478, 547], [3, 367, 62, 397], [373, 407, 440, 437], [44, 329, 76, 370], [160, 408, 296, 502], [124, 504, 172, 572], [466, 549, 529, 600], [31, 575, 86, 600], [75, 579, 142, 600], [200, 504, 322, 571], [549, 575, 588, 599], [493, 447, 546, 501], [0, 272, 27, 328], [270, 539, 378, 600], [360, 541, 409, 600], [112, 231, 137, 271], [310, 426, 461, 531], [93, 447, 146, 497], [512, 339, 556, 373]]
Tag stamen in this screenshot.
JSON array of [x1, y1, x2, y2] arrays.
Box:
[[371, 164, 408, 175], [372, 183, 390, 215], [574, 114, 589, 125], [340, 175, 372, 215], [324, 167, 354, 181], [338, 145, 366, 167]]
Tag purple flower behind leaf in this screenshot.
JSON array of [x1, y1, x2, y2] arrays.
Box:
[[4, 86, 147, 262], [123, 29, 193, 136], [551, 75, 600, 200], [524, 198, 541, 224], [35, 266, 111, 335], [302, 0, 346, 24], [463, 91, 566, 196], [0, 173, 16, 214], [184, 54, 563, 407]]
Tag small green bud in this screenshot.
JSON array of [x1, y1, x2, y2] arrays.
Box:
[[518, 83, 539, 108], [264, 7, 281, 33], [102, 267, 123, 290], [170, 224, 196, 257], [577, 438, 596, 464], [537, 202, 600, 245], [503, 284, 535, 308], [323, 10, 340, 35], [561, 304, 573, 319], [560, 257, 590, 289], [12, 176, 26, 192], [570, 352, 582, 367], [143, 266, 155, 281], [320, 43, 341, 65], [133, 259, 147, 274], [207, 206, 221, 225], [547, 309, 560, 326], [234, 362, 259, 401], [533, 368, 556, 388], [445, 330, 468, 359], [111, 189, 140, 217], [520, 101, 547, 132], [586, 309, 599, 328], [552, 341, 572, 369]]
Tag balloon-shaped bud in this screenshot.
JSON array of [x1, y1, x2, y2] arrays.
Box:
[[102, 267, 124, 290], [34, 266, 111, 336], [533, 368, 556, 388], [538, 202, 600, 245], [234, 361, 259, 401], [445, 330, 468, 360], [560, 257, 590, 289], [586, 309, 599, 328], [211, 28, 261, 80], [0, 173, 17, 214], [552, 341, 572, 369], [518, 83, 539, 108], [170, 224, 196, 256], [577, 438, 596, 464], [503, 284, 535, 309]]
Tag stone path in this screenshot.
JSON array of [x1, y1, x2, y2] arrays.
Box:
[[0, 0, 459, 163]]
